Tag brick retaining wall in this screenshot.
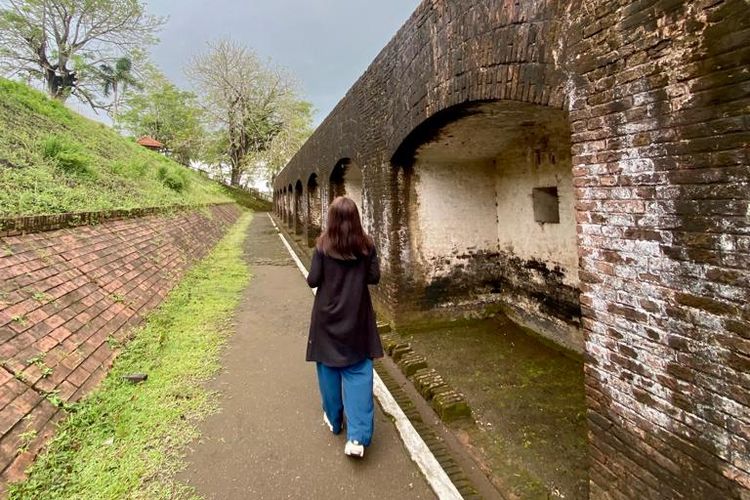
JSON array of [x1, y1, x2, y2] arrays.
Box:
[[0, 203, 241, 488]]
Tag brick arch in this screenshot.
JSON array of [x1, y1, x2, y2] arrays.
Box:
[[381, 4, 579, 162], [294, 180, 304, 235], [306, 173, 323, 247], [286, 184, 293, 228], [329, 159, 363, 205], [385, 69, 575, 165]]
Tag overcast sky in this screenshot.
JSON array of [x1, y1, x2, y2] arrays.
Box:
[[139, 0, 421, 126]]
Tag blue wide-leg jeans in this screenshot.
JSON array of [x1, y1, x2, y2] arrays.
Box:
[[316, 358, 374, 446]]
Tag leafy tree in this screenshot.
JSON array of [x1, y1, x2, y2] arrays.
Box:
[[119, 65, 203, 166], [99, 57, 139, 124], [247, 97, 313, 186], [187, 39, 297, 187], [0, 0, 163, 107]]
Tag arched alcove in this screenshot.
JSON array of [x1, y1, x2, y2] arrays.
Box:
[[329, 159, 363, 210], [280, 188, 287, 223], [286, 184, 294, 228], [307, 173, 322, 247], [391, 100, 581, 350], [294, 180, 304, 235]]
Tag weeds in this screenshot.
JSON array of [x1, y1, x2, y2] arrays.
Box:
[[157, 163, 189, 193], [26, 354, 53, 378], [32, 292, 52, 303], [106, 335, 122, 350], [40, 135, 96, 179], [11, 314, 27, 326], [26, 354, 44, 365], [17, 429, 38, 454], [109, 293, 126, 304]]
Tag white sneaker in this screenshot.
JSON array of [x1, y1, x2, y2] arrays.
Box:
[[344, 440, 364, 458], [323, 412, 335, 433]]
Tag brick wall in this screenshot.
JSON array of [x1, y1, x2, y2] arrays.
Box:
[[271, 0, 749, 497], [569, 1, 749, 497], [0, 203, 240, 488]]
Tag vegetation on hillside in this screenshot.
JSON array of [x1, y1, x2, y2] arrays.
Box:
[[0, 78, 237, 217], [9, 213, 253, 499]]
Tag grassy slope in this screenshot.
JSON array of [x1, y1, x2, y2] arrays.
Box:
[[0, 78, 238, 217], [9, 212, 253, 499]]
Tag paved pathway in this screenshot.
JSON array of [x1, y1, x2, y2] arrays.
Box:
[[178, 214, 434, 499]]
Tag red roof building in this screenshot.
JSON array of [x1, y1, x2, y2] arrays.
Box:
[[136, 136, 165, 151]]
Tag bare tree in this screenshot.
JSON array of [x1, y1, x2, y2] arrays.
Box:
[[187, 39, 295, 187], [0, 0, 163, 108], [248, 97, 313, 185]]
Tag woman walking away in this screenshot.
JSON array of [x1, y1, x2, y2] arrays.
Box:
[[306, 196, 383, 458]]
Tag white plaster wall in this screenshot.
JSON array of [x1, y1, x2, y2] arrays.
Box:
[[495, 144, 579, 286], [344, 165, 365, 225], [346, 183, 363, 214], [307, 185, 322, 228], [412, 159, 498, 277]]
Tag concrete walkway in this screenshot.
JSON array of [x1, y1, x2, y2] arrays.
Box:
[[178, 214, 433, 499]]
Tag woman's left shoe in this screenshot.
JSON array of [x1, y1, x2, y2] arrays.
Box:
[[323, 412, 340, 434]]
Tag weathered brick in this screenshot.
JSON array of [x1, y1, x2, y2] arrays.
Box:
[[272, 0, 750, 496]]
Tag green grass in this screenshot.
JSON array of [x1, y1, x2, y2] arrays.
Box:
[[9, 212, 253, 499], [219, 183, 273, 212], [0, 78, 245, 216]]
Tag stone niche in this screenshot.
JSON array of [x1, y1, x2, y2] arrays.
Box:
[[397, 101, 581, 352], [306, 173, 323, 247], [329, 159, 365, 224]]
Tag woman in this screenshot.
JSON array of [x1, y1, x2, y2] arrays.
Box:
[[306, 196, 383, 458]]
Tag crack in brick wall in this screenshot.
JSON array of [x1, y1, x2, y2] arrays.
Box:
[[0, 203, 241, 488]]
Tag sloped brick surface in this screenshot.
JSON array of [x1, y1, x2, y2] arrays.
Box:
[[0, 203, 240, 487]]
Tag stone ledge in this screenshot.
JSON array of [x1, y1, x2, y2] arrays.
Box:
[[381, 332, 472, 424], [397, 352, 428, 377], [0, 202, 236, 237]]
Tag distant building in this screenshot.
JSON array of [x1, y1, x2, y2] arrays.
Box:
[[136, 136, 165, 153]]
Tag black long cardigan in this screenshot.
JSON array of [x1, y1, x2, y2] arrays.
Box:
[[306, 246, 384, 367]]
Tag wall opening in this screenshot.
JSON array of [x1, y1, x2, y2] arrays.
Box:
[[391, 100, 581, 351], [329, 159, 364, 214], [532, 187, 560, 224], [287, 184, 294, 228], [307, 173, 322, 247], [294, 180, 304, 235]]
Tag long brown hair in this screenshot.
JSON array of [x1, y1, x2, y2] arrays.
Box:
[[317, 196, 373, 258]]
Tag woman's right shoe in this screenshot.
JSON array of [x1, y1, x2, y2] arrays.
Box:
[[344, 440, 364, 458]]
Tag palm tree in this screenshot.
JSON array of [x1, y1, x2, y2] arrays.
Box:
[[100, 57, 140, 125]]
